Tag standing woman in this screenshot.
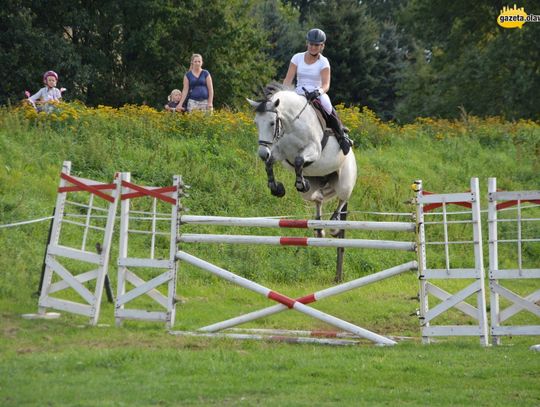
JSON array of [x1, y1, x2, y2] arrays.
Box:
[[177, 53, 214, 113], [283, 28, 351, 155]]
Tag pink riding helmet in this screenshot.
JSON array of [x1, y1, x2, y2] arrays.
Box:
[[43, 70, 58, 83]]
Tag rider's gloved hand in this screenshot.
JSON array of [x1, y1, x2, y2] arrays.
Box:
[[305, 89, 321, 101]]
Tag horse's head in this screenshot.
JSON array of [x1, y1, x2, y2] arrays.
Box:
[[247, 97, 281, 162]]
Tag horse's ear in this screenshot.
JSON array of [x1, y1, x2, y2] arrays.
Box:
[[274, 99, 280, 108], [246, 98, 260, 109]]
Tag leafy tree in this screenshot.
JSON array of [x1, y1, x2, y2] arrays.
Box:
[[252, 0, 304, 81], [369, 21, 407, 120], [309, 0, 380, 108], [282, 0, 321, 23], [0, 1, 81, 105], [0, 0, 276, 109], [396, 0, 540, 120]]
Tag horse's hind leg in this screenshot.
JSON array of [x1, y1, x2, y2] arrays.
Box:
[[314, 201, 324, 238], [294, 156, 310, 192], [334, 202, 348, 282], [265, 159, 285, 197], [330, 200, 348, 237]]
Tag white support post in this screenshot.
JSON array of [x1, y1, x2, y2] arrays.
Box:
[[414, 180, 430, 344], [415, 178, 489, 346], [35, 161, 120, 325], [488, 177, 540, 343]]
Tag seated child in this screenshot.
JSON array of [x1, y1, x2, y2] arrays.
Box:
[[27, 71, 65, 113], [164, 89, 182, 112]]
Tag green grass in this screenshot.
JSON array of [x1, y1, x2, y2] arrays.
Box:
[[0, 104, 539, 405], [1, 301, 539, 406]]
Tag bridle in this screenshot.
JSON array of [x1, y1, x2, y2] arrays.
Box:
[[258, 99, 308, 148], [258, 109, 283, 148]]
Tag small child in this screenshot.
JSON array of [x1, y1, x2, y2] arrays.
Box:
[[27, 70, 66, 112], [164, 89, 182, 112]]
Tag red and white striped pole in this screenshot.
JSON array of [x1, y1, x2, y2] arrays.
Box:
[[180, 215, 415, 232], [200, 261, 417, 333], [170, 330, 363, 346], [176, 250, 398, 346], [178, 233, 416, 251]]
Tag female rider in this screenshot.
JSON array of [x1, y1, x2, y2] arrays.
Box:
[[283, 28, 351, 155]]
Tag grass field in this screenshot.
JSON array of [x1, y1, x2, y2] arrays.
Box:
[[0, 104, 539, 406]]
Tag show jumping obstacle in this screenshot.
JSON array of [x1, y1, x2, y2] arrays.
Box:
[[114, 173, 183, 328], [487, 178, 540, 344], [30, 163, 540, 346], [174, 211, 418, 346], [414, 178, 489, 346], [29, 161, 120, 325]]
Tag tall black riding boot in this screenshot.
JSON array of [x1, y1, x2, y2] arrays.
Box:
[[326, 111, 352, 155]]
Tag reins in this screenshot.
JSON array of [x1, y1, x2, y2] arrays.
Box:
[[293, 100, 310, 122]]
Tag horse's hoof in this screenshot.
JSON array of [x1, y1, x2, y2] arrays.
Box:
[[295, 179, 310, 192], [314, 229, 325, 238], [271, 182, 285, 197]]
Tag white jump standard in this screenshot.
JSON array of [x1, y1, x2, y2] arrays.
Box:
[[34, 161, 120, 325], [115, 173, 183, 328], [414, 178, 489, 346], [488, 177, 540, 344]]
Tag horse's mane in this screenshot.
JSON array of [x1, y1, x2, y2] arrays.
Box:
[[262, 82, 293, 100], [254, 82, 297, 113]]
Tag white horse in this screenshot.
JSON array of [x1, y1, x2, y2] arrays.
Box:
[[248, 83, 357, 233]]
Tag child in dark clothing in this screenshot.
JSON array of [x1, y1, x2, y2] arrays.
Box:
[[164, 89, 182, 111]]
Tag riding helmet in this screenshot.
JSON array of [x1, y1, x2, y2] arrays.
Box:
[[43, 70, 58, 83], [306, 28, 326, 44]]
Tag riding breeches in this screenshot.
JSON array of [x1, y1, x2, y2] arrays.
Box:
[[317, 93, 333, 115]]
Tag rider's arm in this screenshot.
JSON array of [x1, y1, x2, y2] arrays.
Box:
[[320, 67, 330, 94], [283, 62, 297, 87]]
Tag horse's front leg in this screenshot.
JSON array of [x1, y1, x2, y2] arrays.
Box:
[[294, 156, 310, 192], [265, 158, 286, 197]]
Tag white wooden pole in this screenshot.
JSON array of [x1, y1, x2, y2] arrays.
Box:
[[488, 177, 500, 344], [176, 251, 397, 346], [470, 177, 489, 346], [115, 172, 131, 327]]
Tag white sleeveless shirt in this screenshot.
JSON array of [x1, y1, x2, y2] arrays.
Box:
[[290, 52, 330, 94]]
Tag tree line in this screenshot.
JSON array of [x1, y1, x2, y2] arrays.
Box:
[[1, 0, 538, 122]]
